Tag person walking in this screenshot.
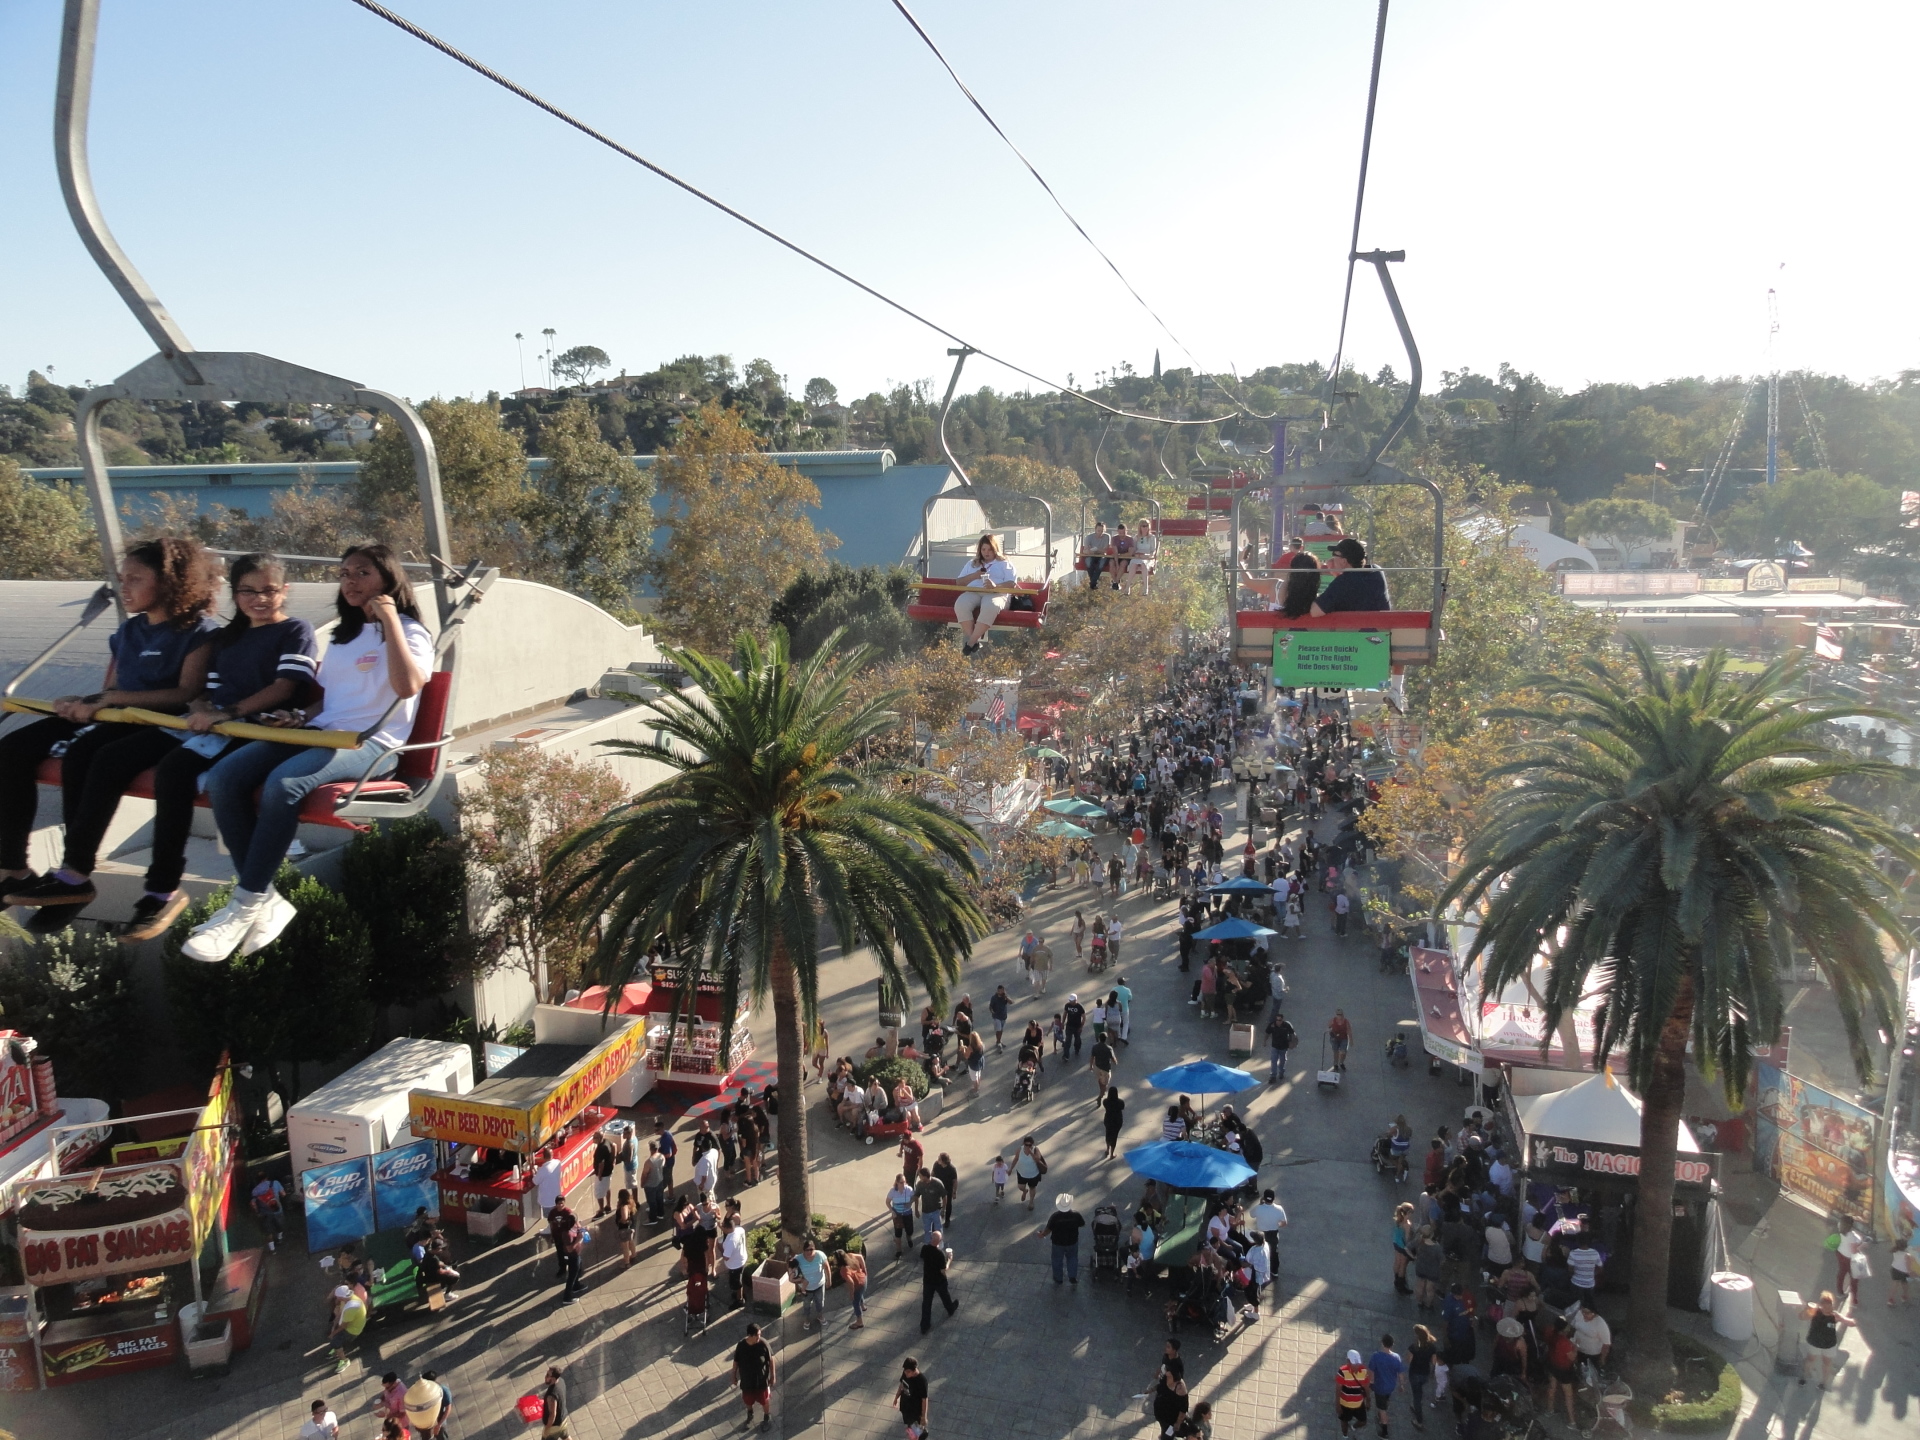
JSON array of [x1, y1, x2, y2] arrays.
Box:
[[732, 1324, 775, 1430], [919, 1229, 959, 1333], [841, 1246, 869, 1329], [1090, 1030, 1118, 1107], [894, 1357, 932, 1439], [538, 1366, 570, 1440], [1328, 1009, 1352, 1071], [1336, 1349, 1373, 1439], [1030, 934, 1053, 996], [793, 1237, 828, 1331], [989, 985, 1011, 1052], [299, 1400, 340, 1440], [1112, 975, 1133, 1043], [1014, 1136, 1047, 1210], [913, 1166, 948, 1244], [1252, 1189, 1289, 1281], [548, 1201, 585, 1303], [1406, 1325, 1438, 1432], [1102, 1088, 1127, 1160], [931, 1152, 959, 1229], [1152, 1338, 1190, 1436], [719, 1214, 748, 1306], [1266, 1010, 1297, 1083], [654, 1118, 679, 1195], [1063, 994, 1086, 1058], [1369, 1334, 1404, 1438], [639, 1141, 667, 1224], [1801, 1292, 1852, 1389], [888, 1173, 916, 1256], [1036, 1193, 1087, 1285], [1070, 909, 1087, 961], [590, 1132, 615, 1217], [899, 1131, 924, 1187]]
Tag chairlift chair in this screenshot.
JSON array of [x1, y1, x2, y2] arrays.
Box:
[[906, 347, 1056, 628], [4, 0, 497, 841]]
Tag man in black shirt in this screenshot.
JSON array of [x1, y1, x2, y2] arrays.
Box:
[[1062, 996, 1086, 1059], [919, 1231, 958, 1333], [1090, 1035, 1117, 1106], [1313, 538, 1392, 614], [1036, 1193, 1087, 1284], [731, 1323, 775, 1429], [1266, 1011, 1298, 1083], [894, 1358, 930, 1437]]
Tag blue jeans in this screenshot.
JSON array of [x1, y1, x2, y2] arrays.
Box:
[[206, 740, 397, 893], [1408, 1375, 1428, 1424], [802, 1285, 824, 1324], [1051, 1244, 1079, 1283]]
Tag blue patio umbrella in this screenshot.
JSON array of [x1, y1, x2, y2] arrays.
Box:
[[1146, 1061, 1261, 1097], [1208, 877, 1273, 895], [1192, 917, 1278, 942], [1034, 819, 1092, 839], [1044, 797, 1107, 819], [1124, 1140, 1256, 1192]]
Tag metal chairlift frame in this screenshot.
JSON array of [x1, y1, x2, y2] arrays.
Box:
[[18, 0, 496, 823], [906, 348, 1056, 627], [1229, 250, 1447, 668]]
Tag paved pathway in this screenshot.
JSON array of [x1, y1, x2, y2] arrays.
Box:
[[5, 775, 1913, 1440]]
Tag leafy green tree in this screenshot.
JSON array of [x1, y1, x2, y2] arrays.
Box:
[[338, 817, 472, 1011], [0, 930, 142, 1101], [1441, 641, 1912, 1396], [648, 403, 832, 649], [769, 563, 921, 662], [802, 378, 838, 411], [1715, 469, 1905, 572], [163, 869, 375, 1098], [549, 631, 987, 1250], [521, 400, 656, 618], [0, 458, 98, 578], [552, 346, 612, 388], [357, 396, 531, 532], [1563, 496, 1676, 549]]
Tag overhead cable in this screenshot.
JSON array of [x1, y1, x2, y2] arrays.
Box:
[[1324, 0, 1391, 406], [884, 0, 1272, 417], [344, 0, 1235, 428]]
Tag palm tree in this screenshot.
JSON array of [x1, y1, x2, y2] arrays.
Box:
[[1441, 640, 1912, 1396], [549, 630, 988, 1250]]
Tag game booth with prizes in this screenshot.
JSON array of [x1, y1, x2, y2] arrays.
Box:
[[3, 1056, 257, 1389]]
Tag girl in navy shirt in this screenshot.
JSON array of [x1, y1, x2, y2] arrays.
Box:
[[121, 554, 319, 941], [2, 538, 220, 925]]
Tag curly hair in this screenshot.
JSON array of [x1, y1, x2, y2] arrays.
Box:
[[123, 537, 220, 630]]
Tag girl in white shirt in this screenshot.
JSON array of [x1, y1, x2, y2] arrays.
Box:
[[954, 534, 1019, 654], [187, 544, 432, 961]]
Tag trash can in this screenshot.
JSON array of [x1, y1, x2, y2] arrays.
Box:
[[180, 1300, 233, 1376], [1709, 1270, 1754, 1342]]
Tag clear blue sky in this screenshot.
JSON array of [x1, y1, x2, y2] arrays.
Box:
[[2, 1, 1914, 406]]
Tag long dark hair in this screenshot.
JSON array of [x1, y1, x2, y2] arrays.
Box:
[[1280, 550, 1321, 618], [216, 553, 288, 647], [124, 537, 220, 630], [331, 543, 421, 644]]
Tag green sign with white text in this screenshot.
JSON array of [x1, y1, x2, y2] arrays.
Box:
[[1272, 630, 1391, 689]]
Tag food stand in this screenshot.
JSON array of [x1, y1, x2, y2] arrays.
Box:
[[7, 1062, 241, 1389], [1507, 1071, 1721, 1303], [641, 960, 756, 1093], [410, 1016, 639, 1235]]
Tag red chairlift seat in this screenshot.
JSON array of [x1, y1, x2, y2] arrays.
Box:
[[1233, 610, 1438, 667], [30, 672, 456, 833], [1154, 517, 1211, 537], [908, 579, 1051, 628], [1186, 495, 1234, 513]]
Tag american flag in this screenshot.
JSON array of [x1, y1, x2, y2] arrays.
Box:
[[1814, 625, 1844, 662], [986, 693, 1008, 726]]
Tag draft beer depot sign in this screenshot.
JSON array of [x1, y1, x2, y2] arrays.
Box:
[[1272, 630, 1391, 689]]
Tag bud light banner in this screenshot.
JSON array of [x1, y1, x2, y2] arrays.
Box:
[[372, 1140, 440, 1233], [301, 1157, 374, 1253]]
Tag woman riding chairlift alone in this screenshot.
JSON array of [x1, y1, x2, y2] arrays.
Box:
[[953, 533, 1018, 657], [182, 544, 432, 962], [2, 538, 222, 928]]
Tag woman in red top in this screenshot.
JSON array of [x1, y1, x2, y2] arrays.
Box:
[[1328, 1010, 1353, 1071]]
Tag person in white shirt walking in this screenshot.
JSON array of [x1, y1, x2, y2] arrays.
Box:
[[298, 1401, 340, 1440]]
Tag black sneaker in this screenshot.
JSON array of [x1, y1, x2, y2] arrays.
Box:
[[122, 892, 189, 942], [7, 873, 94, 908]]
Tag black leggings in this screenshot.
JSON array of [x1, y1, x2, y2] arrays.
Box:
[[144, 738, 244, 893], [0, 717, 183, 875]]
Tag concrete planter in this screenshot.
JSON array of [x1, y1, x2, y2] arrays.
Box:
[[750, 1260, 795, 1314], [919, 1089, 943, 1123]]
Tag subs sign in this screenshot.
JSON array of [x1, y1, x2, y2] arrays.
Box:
[[1529, 1137, 1717, 1190]]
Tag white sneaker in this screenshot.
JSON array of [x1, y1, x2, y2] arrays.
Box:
[[182, 890, 269, 963], [239, 888, 297, 956]]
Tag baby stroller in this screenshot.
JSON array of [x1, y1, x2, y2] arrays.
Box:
[[1010, 1060, 1040, 1106], [1153, 865, 1178, 901], [1090, 1204, 1122, 1282], [684, 1268, 710, 1336]]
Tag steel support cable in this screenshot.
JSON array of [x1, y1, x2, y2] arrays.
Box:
[[344, 0, 1235, 428], [884, 0, 1275, 419], [1323, 0, 1391, 408]]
